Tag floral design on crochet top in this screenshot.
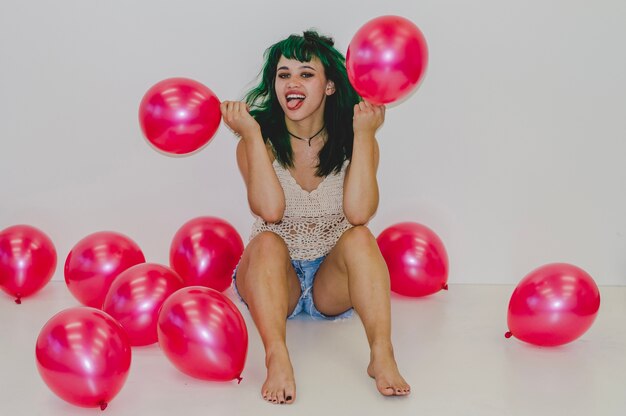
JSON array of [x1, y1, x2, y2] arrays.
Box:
[[250, 159, 353, 260]]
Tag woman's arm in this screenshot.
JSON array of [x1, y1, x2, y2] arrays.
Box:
[[343, 101, 384, 225], [222, 101, 285, 223]]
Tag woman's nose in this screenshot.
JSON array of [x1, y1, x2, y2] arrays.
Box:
[[286, 79, 300, 88]]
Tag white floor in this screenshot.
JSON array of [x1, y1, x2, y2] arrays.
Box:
[[1, 281, 625, 416]]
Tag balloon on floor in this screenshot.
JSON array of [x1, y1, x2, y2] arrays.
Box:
[[157, 286, 248, 382], [65, 231, 145, 308], [346, 15, 428, 104], [103, 263, 184, 346], [377, 222, 448, 297], [0, 225, 57, 304], [505, 263, 600, 346], [170, 217, 244, 292], [35, 307, 131, 410], [138, 77, 221, 155]]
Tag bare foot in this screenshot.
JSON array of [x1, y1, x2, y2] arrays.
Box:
[[261, 345, 296, 404], [367, 342, 411, 396]]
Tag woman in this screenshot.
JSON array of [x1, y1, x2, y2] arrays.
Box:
[[221, 30, 410, 405]]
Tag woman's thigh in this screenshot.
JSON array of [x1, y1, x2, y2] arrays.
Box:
[[235, 231, 302, 316], [312, 226, 382, 316]]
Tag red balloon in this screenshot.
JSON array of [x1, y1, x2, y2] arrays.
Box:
[[0, 225, 57, 303], [377, 222, 448, 297], [35, 307, 131, 409], [157, 286, 248, 381], [170, 217, 244, 292], [347, 15, 428, 104], [506, 263, 600, 347], [103, 263, 184, 346], [138, 77, 221, 155], [65, 231, 145, 308]]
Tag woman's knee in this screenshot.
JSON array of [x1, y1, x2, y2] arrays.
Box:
[[236, 232, 298, 305], [340, 225, 377, 250], [247, 231, 289, 257], [237, 232, 290, 287], [337, 226, 387, 271]]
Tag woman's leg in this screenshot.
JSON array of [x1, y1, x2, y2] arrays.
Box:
[[235, 231, 302, 404], [313, 226, 410, 396]]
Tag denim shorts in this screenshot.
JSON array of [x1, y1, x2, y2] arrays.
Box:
[[232, 255, 354, 321]]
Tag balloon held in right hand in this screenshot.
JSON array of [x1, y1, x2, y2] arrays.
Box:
[[139, 77, 221, 155]]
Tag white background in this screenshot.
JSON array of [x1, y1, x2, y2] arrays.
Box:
[[1, 0, 624, 284]]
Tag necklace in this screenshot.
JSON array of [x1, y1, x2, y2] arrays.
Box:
[[287, 125, 325, 146]]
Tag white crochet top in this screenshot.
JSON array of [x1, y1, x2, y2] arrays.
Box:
[[250, 159, 353, 260]]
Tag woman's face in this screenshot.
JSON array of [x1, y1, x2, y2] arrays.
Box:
[[274, 55, 335, 123]]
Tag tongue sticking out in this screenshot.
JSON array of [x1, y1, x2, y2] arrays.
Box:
[[287, 97, 304, 110]]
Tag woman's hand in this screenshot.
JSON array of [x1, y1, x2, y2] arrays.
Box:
[[353, 100, 385, 137], [220, 101, 261, 138]]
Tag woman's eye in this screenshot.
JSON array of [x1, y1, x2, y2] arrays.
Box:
[[301, 72, 314, 78], [278, 73, 290, 79]]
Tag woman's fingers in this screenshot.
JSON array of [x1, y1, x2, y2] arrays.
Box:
[[220, 101, 259, 138], [353, 100, 385, 133]]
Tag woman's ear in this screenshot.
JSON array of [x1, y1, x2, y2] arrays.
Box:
[[325, 81, 336, 96]]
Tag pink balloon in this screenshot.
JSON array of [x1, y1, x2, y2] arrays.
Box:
[[103, 263, 184, 346], [170, 217, 244, 292], [157, 286, 248, 381], [35, 307, 131, 410], [138, 77, 221, 155], [0, 225, 57, 303], [377, 222, 448, 297], [65, 231, 145, 308], [506, 263, 600, 346], [347, 15, 428, 104]]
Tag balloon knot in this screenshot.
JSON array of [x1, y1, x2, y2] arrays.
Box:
[[99, 401, 108, 411], [442, 284, 448, 291], [14, 296, 22, 305], [237, 376, 243, 384], [505, 331, 513, 339]]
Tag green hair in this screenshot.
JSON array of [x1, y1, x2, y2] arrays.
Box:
[[245, 30, 361, 177]]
